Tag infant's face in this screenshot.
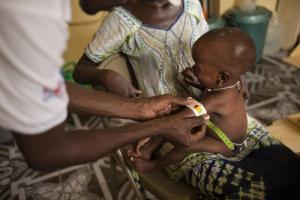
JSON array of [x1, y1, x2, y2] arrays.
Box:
[[183, 46, 220, 90]]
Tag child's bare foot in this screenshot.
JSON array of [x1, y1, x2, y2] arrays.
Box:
[[127, 145, 153, 160], [138, 146, 154, 160], [134, 138, 164, 160], [132, 158, 160, 173], [127, 147, 136, 158]]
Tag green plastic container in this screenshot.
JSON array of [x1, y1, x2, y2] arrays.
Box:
[[62, 61, 77, 83], [224, 6, 272, 61], [208, 16, 225, 30], [62, 61, 92, 88]]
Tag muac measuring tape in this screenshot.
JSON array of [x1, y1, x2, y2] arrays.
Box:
[[186, 99, 235, 150]]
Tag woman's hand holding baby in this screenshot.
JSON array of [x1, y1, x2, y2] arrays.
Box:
[[98, 69, 142, 98]]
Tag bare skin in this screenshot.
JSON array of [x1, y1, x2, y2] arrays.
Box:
[[73, 0, 184, 97], [131, 103, 209, 158], [14, 82, 207, 171], [133, 134, 231, 172], [129, 137, 164, 160], [132, 28, 256, 173], [79, 0, 136, 14], [123, 0, 183, 29]]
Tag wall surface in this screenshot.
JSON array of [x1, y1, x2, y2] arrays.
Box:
[[63, 0, 107, 62], [219, 0, 277, 14]]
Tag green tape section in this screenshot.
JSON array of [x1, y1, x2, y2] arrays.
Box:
[[207, 120, 235, 150]]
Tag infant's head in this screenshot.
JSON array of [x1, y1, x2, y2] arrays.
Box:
[[185, 27, 256, 90]]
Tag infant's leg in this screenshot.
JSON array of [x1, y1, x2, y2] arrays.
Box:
[[133, 146, 189, 173]]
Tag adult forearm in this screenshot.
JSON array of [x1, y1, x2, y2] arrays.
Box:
[[14, 119, 165, 170], [80, 0, 125, 14], [73, 63, 101, 85], [67, 82, 139, 119], [62, 120, 163, 166], [14, 105, 207, 170]]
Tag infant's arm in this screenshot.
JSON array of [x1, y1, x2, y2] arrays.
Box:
[[154, 95, 234, 169], [156, 135, 233, 170], [182, 136, 234, 157], [197, 92, 225, 115]]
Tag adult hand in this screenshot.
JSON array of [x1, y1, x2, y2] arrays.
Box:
[[159, 111, 209, 146], [180, 107, 209, 143], [134, 95, 189, 120], [98, 69, 142, 98]]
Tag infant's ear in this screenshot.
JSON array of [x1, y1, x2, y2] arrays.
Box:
[[217, 71, 230, 85]]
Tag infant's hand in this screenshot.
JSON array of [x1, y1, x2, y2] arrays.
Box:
[[182, 68, 202, 89], [99, 69, 142, 97]]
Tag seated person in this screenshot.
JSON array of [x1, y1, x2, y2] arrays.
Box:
[[130, 28, 300, 200], [73, 0, 208, 99], [131, 27, 256, 172]]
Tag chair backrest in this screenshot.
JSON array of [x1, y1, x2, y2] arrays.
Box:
[[139, 171, 198, 200]]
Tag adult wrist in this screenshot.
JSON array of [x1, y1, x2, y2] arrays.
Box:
[[144, 116, 174, 137], [125, 98, 146, 120]]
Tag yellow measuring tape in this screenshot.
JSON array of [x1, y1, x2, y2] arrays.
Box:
[[186, 98, 235, 150], [206, 121, 235, 150]]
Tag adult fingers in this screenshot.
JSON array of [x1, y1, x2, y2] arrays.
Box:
[[198, 122, 207, 133], [188, 114, 210, 127], [191, 125, 206, 143]]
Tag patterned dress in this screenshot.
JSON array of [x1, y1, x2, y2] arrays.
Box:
[[158, 116, 300, 199], [85, 0, 208, 97]]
